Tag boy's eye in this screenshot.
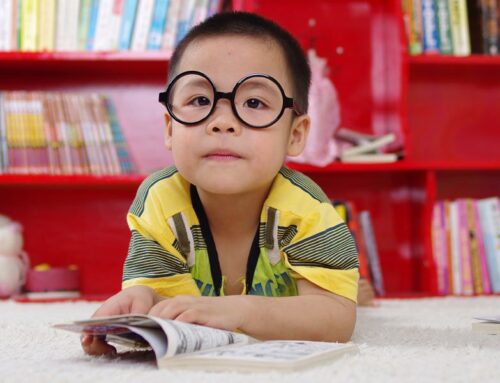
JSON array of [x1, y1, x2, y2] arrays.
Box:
[[189, 96, 211, 107], [244, 98, 265, 109]]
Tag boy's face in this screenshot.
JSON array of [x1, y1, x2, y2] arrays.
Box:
[[164, 35, 310, 196]]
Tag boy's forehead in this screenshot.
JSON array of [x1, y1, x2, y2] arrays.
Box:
[[176, 35, 293, 93]]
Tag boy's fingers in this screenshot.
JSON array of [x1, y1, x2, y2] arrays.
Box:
[[81, 335, 117, 356]]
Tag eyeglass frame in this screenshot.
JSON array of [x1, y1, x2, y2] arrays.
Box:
[[158, 70, 303, 129]]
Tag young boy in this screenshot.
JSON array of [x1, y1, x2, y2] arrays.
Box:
[[82, 11, 359, 355]]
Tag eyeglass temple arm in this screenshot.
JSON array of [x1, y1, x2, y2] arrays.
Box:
[[284, 97, 303, 115]]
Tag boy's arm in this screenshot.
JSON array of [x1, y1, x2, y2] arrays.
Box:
[[238, 279, 356, 342], [148, 279, 356, 342]]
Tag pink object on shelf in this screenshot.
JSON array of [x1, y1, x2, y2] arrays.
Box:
[[289, 49, 340, 167], [25, 267, 80, 292]]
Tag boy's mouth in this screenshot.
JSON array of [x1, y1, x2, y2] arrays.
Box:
[[204, 150, 242, 161]]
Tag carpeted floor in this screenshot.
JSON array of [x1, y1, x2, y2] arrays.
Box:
[[1, 296, 499, 383]]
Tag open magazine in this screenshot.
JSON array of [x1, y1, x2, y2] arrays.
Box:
[[54, 314, 359, 371]]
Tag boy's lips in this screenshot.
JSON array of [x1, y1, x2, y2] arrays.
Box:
[[204, 149, 242, 160]]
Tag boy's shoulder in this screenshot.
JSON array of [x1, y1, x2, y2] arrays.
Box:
[[266, 167, 331, 215], [129, 166, 190, 218]]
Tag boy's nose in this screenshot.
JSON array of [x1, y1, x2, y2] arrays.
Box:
[[205, 101, 242, 136]]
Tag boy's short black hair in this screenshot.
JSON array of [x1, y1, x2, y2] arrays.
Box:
[[168, 11, 311, 113]]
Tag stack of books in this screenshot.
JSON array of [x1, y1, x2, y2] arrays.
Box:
[[335, 128, 400, 164], [431, 197, 500, 296], [0, 0, 223, 53], [0, 91, 134, 175]]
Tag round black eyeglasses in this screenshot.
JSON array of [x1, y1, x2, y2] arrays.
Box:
[[158, 71, 302, 129]]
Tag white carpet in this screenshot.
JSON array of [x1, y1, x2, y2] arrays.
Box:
[[1, 297, 500, 383]]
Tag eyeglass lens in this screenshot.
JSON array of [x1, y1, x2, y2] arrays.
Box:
[[167, 73, 284, 127]]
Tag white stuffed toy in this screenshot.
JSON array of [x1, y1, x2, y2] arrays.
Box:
[[0, 215, 29, 298]]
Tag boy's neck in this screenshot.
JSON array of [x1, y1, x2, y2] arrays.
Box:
[[196, 186, 271, 236]]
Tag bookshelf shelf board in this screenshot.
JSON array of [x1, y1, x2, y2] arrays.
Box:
[[407, 54, 500, 66], [0, 51, 170, 75], [287, 161, 420, 173], [288, 161, 500, 173], [0, 174, 145, 187]]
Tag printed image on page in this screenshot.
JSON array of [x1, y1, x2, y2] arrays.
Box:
[[156, 318, 254, 357]]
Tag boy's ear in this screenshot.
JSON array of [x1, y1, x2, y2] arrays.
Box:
[[287, 114, 310, 157], [164, 113, 173, 150]]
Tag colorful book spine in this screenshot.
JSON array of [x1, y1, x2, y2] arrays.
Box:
[[444, 201, 454, 292], [448, 0, 471, 56], [21, 0, 39, 51], [0, 94, 6, 173], [86, 0, 100, 50], [409, 0, 424, 55], [359, 210, 385, 296], [147, 0, 170, 50], [485, 0, 499, 54], [477, 198, 500, 293], [465, 198, 484, 295], [449, 201, 462, 295], [472, 199, 492, 294], [0, 0, 14, 51], [38, 0, 57, 51], [435, 0, 453, 54], [457, 199, 473, 295], [421, 0, 440, 54], [131, 0, 155, 51], [432, 201, 449, 295], [118, 0, 138, 50], [346, 202, 371, 283], [99, 0, 123, 51], [161, 0, 181, 53], [78, 0, 93, 51]]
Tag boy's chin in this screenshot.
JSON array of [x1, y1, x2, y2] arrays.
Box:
[[194, 176, 270, 197]]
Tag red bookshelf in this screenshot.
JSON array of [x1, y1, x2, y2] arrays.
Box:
[[1, 0, 499, 297]]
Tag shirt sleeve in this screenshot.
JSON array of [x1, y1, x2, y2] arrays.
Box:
[[282, 202, 360, 302], [122, 190, 200, 297]]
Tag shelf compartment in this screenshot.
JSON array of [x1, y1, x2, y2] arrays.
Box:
[[304, 170, 429, 294], [0, 186, 135, 295], [408, 61, 500, 163], [0, 51, 170, 76]]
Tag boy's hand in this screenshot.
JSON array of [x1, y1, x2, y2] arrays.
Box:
[[81, 285, 161, 356], [148, 295, 246, 332]]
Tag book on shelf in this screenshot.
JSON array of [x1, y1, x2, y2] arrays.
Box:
[[435, 0, 454, 54], [421, 0, 440, 54], [0, 91, 135, 176], [358, 210, 385, 296], [0, 0, 223, 53], [54, 314, 359, 371], [432, 201, 449, 295], [476, 197, 500, 293]]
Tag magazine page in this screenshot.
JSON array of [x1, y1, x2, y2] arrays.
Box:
[[160, 341, 359, 371], [155, 318, 254, 358]]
